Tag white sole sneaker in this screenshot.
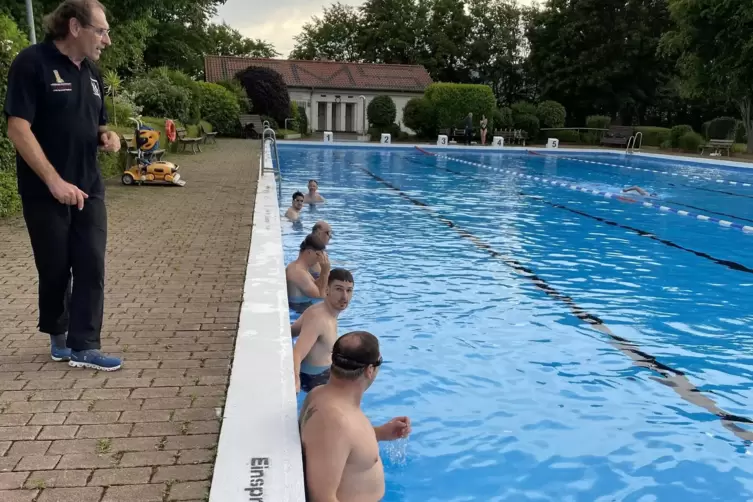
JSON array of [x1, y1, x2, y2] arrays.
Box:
[[68, 360, 122, 371]]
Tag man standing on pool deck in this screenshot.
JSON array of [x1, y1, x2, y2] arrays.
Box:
[[304, 179, 326, 203], [309, 220, 333, 278], [291, 268, 354, 393], [4, 0, 122, 371], [299, 331, 411, 502], [286, 234, 331, 312]]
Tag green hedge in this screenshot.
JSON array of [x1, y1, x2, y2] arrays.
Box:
[[536, 100, 566, 128], [669, 125, 693, 148], [548, 130, 580, 143], [197, 82, 241, 136], [367, 95, 397, 128], [679, 131, 703, 152], [635, 126, 670, 147], [424, 83, 496, 129]]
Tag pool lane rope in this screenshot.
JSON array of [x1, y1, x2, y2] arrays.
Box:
[[532, 151, 753, 188], [413, 147, 753, 235]]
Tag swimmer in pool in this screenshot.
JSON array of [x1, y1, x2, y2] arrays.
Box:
[[298, 331, 411, 502], [303, 179, 326, 203], [622, 186, 656, 197], [309, 220, 333, 279], [285, 191, 305, 221], [286, 234, 330, 312], [291, 268, 353, 393]]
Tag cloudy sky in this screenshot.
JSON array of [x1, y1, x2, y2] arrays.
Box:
[[213, 0, 536, 58]]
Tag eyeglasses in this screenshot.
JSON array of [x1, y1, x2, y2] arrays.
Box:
[[86, 24, 110, 37]]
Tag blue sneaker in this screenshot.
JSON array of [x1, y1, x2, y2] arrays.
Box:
[[50, 345, 72, 362], [69, 350, 122, 371]]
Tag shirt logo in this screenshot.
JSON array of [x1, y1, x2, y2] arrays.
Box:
[[51, 70, 72, 92], [90, 78, 101, 98]]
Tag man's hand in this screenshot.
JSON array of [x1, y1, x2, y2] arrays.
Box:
[[318, 251, 330, 271], [47, 177, 88, 210], [295, 373, 301, 394], [375, 416, 411, 441], [99, 131, 121, 153]]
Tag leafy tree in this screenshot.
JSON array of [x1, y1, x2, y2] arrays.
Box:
[[290, 3, 364, 61], [236, 66, 291, 126], [367, 95, 397, 127], [660, 0, 753, 152], [358, 0, 428, 64], [403, 97, 437, 137], [206, 23, 279, 58], [536, 100, 566, 128], [527, 0, 674, 125]]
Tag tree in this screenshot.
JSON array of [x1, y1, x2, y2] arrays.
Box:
[[358, 0, 428, 64], [421, 0, 473, 83], [660, 0, 753, 153], [206, 23, 279, 58], [527, 0, 674, 125], [236, 67, 291, 126], [289, 3, 364, 61]]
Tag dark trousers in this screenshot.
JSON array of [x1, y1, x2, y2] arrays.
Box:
[[22, 195, 107, 351], [464, 127, 472, 145]]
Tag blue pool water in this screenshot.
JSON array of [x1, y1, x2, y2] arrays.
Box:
[[278, 145, 753, 501]]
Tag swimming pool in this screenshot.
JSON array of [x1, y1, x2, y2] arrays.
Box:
[[278, 144, 753, 501]]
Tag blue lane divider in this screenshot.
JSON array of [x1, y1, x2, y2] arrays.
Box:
[[415, 147, 753, 235], [543, 152, 753, 187]]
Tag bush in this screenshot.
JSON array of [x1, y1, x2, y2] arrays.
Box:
[[260, 115, 279, 130], [236, 66, 291, 126], [403, 97, 436, 137], [669, 125, 693, 148], [105, 91, 142, 126], [367, 95, 397, 128], [297, 105, 309, 135], [129, 75, 192, 123], [216, 79, 251, 113], [707, 117, 737, 139], [511, 101, 537, 119], [635, 126, 671, 147], [493, 107, 514, 130], [424, 83, 496, 129], [735, 120, 748, 144], [0, 169, 20, 217], [537, 100, 566, 128], [196, 82, 241, 136], [515, 114, 540, 139], [147, 67, 202, 124], [660, 139, 672, 149], [586, 115, 611, 129], [678, 131, 703, 152]]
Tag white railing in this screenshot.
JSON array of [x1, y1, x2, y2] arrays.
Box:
[[626, 131, 643, 154], [261, 126, 282, 199]]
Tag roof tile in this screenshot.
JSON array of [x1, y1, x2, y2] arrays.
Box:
[[204, 56, 432, 93]]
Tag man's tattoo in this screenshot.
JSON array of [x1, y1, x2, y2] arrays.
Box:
[[301, 405, 318, 427]]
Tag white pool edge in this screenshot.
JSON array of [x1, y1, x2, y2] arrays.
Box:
[[208, 141, 305, 502], [277, 140, 753, 170]]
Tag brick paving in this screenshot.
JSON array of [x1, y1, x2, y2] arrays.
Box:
[[0, 138, 260, 501]]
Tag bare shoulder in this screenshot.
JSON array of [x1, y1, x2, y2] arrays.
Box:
[[300, 390, 351, 434]]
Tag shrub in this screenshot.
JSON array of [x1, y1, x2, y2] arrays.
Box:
[[669, 125, 693, 148], [707, 117, 737, 139], [216, 79, 251, 113], [368, 124, 402, 141], [146, 67, 202, 124], [260, 115, 279, 130], [511, 101, 537, 119], [367, 95, 397, 128], [735, 120, 748, 144], [0, 14, 29, 217], [536, 100, 566, 128], [678, 131, 703, 152], [424, 83, 496, 129], [635, 126, 670, 147], [197, 82, 241, 135], [297, 105, 309, 135], [660, 139, 672, 149], [586, 115, 611, 129], [403, 97, 436, 137], [515, 114, 540, 139], [236, 66, 291, 126], [493, 107, 514, 130], [129, 75, 192, 123]]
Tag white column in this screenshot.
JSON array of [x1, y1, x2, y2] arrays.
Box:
[[339, 104, 346, 132], [326, 102, 332, 131], [310, 99, 317, 131]]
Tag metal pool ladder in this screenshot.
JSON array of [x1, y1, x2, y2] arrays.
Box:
[[626, 131, 643, 154], [261, 125, 282, 199]]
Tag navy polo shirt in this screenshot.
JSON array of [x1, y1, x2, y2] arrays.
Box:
[[4, 38, 108, 199]]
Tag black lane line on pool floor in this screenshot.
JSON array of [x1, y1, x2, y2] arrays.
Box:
[[359, 165, 753, 440], [405, 158, 753, 276]]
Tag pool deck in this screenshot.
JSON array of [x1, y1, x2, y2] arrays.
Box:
[[0, 139, 261, 502]]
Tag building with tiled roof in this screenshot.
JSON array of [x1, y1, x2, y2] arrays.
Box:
[[204, 56, 433, 134]]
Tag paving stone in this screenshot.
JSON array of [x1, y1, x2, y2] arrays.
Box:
[[89, 467, 151, 486], [24, 469, 91, 488], [102, 484, 164, 502], [37, 487, 103, 502]]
